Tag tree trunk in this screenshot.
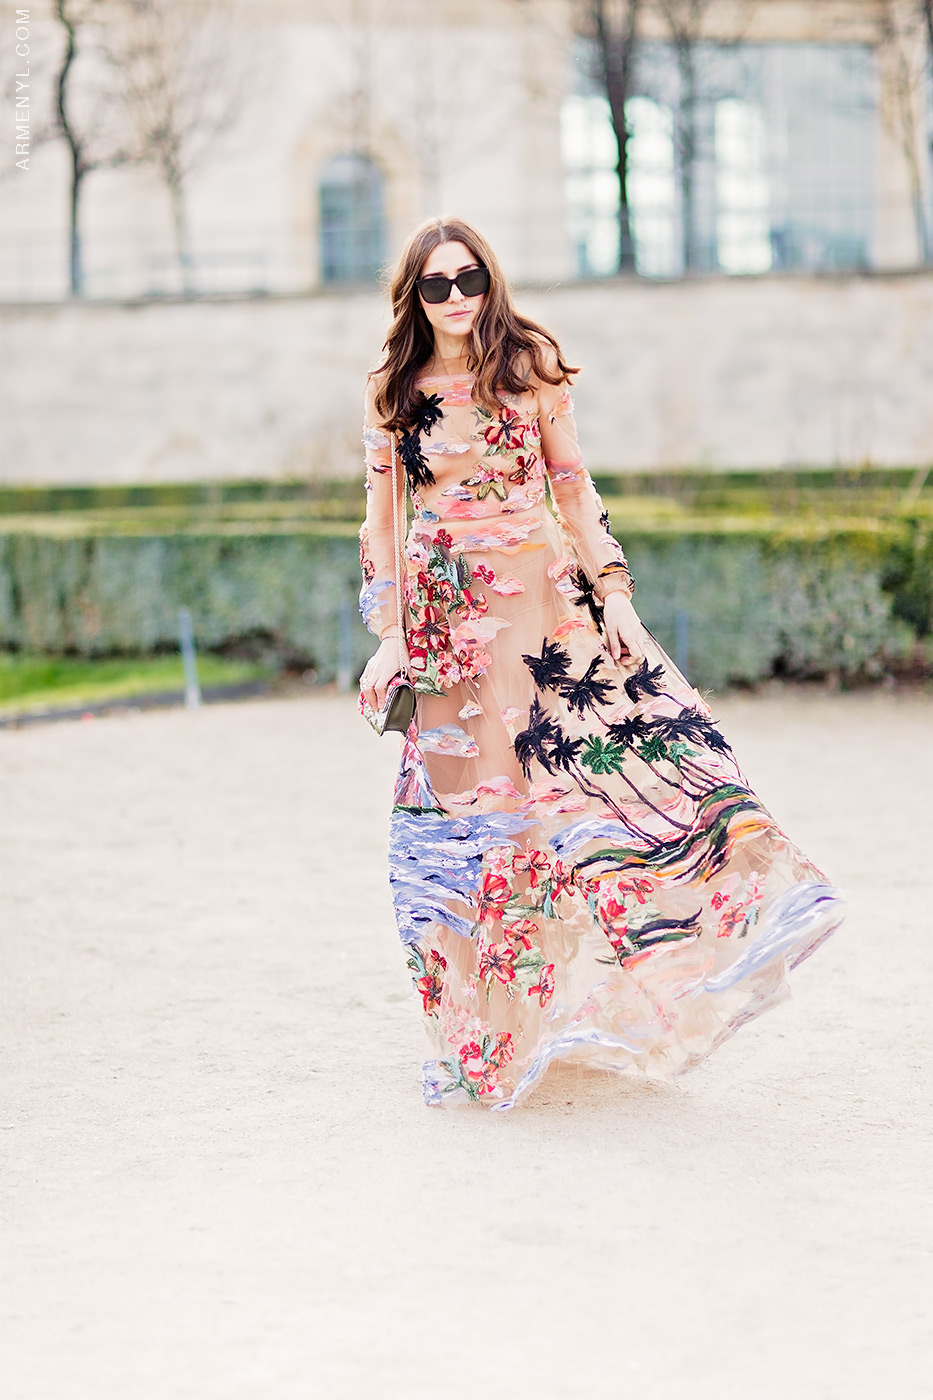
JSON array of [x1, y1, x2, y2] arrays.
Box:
[[168, 174, 194, 294], [69, 169, 85, 298], [675, 40, 697, 272], [592, 0, 641, 272], [909, 165, 931, 263], [615, 126, 636, 270], [918, 0, 924, 257], [55, 0, 84, 297]]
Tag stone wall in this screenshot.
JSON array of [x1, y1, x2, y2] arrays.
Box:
[[3, 271, 933, 485]]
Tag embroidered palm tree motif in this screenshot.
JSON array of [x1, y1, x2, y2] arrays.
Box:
[[521, 639, 573, 691]]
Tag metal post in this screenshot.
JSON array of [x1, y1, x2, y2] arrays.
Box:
[[336, 597, 353, 693], [177, 607, 202, 709], [675, 608, 690, 676]]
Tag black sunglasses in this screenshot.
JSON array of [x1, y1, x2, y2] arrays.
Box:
[[416, 265, 490, 304]]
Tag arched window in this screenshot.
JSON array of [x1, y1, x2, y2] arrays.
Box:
[[318, 154, 385, 284]]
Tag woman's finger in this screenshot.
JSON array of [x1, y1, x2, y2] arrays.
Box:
[[612, 625, 643, 668], [626, 633, 646, 665], [360, 670, 379, 711]]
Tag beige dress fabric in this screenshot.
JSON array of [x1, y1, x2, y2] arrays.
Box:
[[359, 369, 844, 1110]]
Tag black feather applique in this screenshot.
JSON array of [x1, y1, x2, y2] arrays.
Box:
[[398, 432, 434, 489], [569, 568, 605, 632], [398, 392, 445, 489], [415, 392, 445, 436]]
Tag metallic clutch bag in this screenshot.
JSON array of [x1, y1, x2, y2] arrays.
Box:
[[360, 432, 417, 737], [360, 672, 416, 735]]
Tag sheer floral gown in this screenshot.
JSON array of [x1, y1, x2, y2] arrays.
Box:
[[358, 369, 844, 1110]]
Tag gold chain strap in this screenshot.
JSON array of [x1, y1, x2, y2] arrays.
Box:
[[390, 434, 407, 675]]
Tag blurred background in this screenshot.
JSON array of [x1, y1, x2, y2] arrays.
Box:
[[1, 0, 932, 713]]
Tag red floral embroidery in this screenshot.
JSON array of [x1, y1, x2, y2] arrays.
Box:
[[616, 877, 654, 905], [416, 949, 448, 1015], [455, 645, 493, 681], [410, 604, 451, 653], [436, 654, 463, 685], [458, 1033, 513, 1095], [484, 406, 526, 449], [505, 918, 538, 949], [508, 453, 537, 484], [473, 564, 496, 585], [477, 872, 511, 923], [458, 588, 489, 620], [479, 942, 517, 984], [528, 963, 555, 1008], [599, 896, 628, 929], [513, 849, 551, 888], [490, 1032, 514, 1066], [550, 860, 576, 898], [717, 903, 748, 938]]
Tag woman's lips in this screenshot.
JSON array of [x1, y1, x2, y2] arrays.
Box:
[[447, 309, 471, 319]]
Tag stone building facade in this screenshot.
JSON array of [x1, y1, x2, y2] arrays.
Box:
[[2, 0, 932, 483], [2, 0, 932, 299]]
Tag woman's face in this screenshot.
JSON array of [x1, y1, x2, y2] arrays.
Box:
[[417, 240, 486, 342]]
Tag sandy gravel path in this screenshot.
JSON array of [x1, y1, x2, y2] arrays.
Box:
[[1, 689, 931, 1400]]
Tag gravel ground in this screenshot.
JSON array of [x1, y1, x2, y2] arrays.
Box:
[[1, 688, 930, 1400]]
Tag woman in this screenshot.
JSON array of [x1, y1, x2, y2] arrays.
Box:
[[358, 216, 844, 1111]]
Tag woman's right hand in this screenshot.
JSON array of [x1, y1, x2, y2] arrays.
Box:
[[359, 634, 410, 713]]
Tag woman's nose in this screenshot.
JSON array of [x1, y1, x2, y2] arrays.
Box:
[[448, 284, 465, 303]]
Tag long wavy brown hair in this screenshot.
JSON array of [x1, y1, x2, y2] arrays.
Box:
[[371, 216, 579, 433]]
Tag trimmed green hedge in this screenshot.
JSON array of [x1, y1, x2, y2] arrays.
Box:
[[0, 525, 373, 682], [625, 528, 921, 688], [1, 511, 930, 690]]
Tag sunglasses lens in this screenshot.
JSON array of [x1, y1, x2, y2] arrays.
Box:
[[418, 276, 451, 304], [458, 267, 489, 297]]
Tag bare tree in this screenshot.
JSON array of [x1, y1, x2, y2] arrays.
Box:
[[107, 0, 255, 293], [652, 0, 715, 273], [921, 0, 933, 210], [52, 0, 141, 296], [878, 1, 932, 263], [588, 0, 642, 271]]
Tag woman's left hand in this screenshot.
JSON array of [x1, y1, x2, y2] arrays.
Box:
[[602, 590, 646, 667]]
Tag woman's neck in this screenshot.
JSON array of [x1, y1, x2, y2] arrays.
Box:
[[428, 332, 473, 376]]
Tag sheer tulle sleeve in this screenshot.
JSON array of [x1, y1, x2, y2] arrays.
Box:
[[538, 377, 634, 599], [358, 378, 403, 640]]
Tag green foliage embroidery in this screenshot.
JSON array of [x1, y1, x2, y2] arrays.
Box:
[[579, 735, 627, 775]]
